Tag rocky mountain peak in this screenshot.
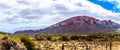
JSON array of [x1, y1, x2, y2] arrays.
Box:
[[14, 16, 120, 34]]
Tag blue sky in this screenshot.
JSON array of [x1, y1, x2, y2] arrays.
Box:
[[0, 0, 120, 33], [89, 0, 120, 13]]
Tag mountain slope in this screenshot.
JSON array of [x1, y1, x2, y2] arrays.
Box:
[[14, 16, 120, 34]]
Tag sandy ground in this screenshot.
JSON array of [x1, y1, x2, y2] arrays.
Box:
[[34, 41, 120, 50]]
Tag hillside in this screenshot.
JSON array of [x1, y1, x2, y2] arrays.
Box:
[[15, 16, 120, 34]]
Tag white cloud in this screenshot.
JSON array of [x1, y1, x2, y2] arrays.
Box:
[[0, 0, 120, 33], [0, 0, 18, 7]]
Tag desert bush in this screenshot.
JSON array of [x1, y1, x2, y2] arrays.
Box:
[[59, 35, 70, 41], [1, 36, 16, 50], [1, 36, 27, 50], [79, 36, 95, 41], [102, 34, 115, 41], [34, 34, 45, 41], [20, 35, 36, 50], [45, 34, 54, 41], [70, 35, 79, 40]]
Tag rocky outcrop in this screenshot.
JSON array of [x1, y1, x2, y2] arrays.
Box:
[[49, 16, 118, 28]]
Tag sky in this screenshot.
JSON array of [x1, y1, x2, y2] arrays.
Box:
[[0, 0, 120, 33]]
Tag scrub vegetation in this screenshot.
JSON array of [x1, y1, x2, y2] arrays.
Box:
[[0, 32, 120, 50]]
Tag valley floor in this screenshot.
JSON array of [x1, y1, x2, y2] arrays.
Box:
[[34, 41, 120, 50]]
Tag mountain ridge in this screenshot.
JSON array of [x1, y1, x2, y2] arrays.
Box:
[[14, 16, 120, 34]]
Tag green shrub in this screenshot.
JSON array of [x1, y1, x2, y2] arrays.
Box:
[[20, 35, 36, 50], [34, 34, 45, 41], [1, 36, 17, 50], [79, 36, 94, 41], [70, 35, 79, 40], [45, 34, 54, 41], [59, 35, 70, 41], [85, 37, 93, 41]]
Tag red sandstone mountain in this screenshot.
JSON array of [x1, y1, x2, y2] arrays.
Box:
[[14, 16, 120, 34]]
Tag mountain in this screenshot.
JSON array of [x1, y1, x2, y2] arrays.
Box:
[[0, 31, 10, 34], [14, 16, 120, 34]]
